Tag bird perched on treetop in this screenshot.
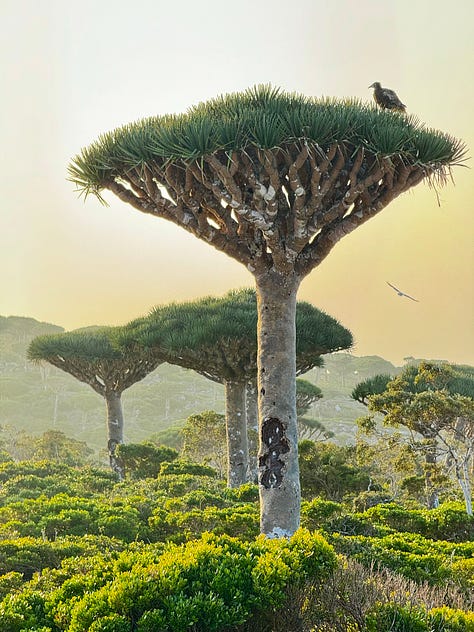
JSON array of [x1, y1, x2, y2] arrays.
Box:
[[369, 82, 406, 112]]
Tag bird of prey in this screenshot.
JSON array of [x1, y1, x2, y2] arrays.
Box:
[[386, 281, 419, 302], [369, 82, 406, 112]]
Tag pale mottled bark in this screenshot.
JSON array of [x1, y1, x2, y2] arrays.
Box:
[[246, 381, 259, 482], [246, 381, 258, 432], [425, 439, 439, 510], [105, 390, 125, 480], [256, 270, 301, 537], [224, 380, 249, 488]]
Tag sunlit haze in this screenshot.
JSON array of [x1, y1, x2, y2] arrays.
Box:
[[1, 0, 473, 366]]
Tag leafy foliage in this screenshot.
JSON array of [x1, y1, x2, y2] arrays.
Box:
[[354, 361, 474, 513], [0, 459, 472, 629], [115, 442, 178, 479], [68, 85, 467, 200], [0, 529, 336, 632], [299, 440, 371, 501], [118, 288, 352, 380], [180, 411, 227, 477], [28, 328, 121, 363]]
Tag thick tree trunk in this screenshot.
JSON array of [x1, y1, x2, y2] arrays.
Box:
[[105, 390, 125, 480], [224, 380, 249, 488], [255, 270, 301, 537]]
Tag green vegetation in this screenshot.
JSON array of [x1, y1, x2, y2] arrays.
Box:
[[0, 456, 471, 630], [354, 361, 474, 514], [115, 288, 351, 488], [0, 315, 398, 456], [28, 328, 163, 477], [2, 82, 471, 625], [69, 85, 466, 200]]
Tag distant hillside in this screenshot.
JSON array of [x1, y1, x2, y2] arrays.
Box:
[[0, 315, 402, 452], [0, 316, 63, 368]]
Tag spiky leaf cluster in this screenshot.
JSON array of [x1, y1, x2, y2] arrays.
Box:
[[117, 288, 352, 382], [28, 328, 162, 395], [69, 85, 466, 199], [28, 328, 120, 363]]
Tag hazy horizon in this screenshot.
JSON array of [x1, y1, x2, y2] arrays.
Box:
[[1, 0, 473, 367]]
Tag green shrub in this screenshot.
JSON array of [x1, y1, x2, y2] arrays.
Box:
[[329, 531, 473, 586], [116, 442, 178, 480], [2, 529, 336, 632], [300, 498, 344, 528], [225, 483, 259, 503], [170, 505, 259, 541], [365, 604, 474, 632], [89, 615, 131, 632], [365, 603, 428, 631], [0, 571, 23, 601], [450, 558, 474, 591], [428, 607, 474, 632], [352, 490, 393, 512], [0, 591, 53, 632], [362, 502, 473, 542], [159, 460, 217, 478], [136, 609, 167, 632], [0, 535, 124, 579], [0, 461, 116, 504]]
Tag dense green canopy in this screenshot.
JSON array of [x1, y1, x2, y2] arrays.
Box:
[[28, 328, 121, 363], [27, 327, 162, 396], [69, 85, 466, 201], [117, 288, 353, 381], [352, 361, 474, 405]]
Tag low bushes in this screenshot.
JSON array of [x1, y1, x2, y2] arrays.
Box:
[[365, 604, 474, 632], [0, 529, 336, 632], [0, 535, 124, 579], [329, 531, 474, 587], [0, 460, 472, 630]]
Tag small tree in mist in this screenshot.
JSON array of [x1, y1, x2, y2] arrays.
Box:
[[28, 328, 162, 478]]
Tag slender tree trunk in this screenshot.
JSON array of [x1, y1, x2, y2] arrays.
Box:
[[255, 270, 301, 537], [454, 452, 473, 516], [105, 390, 125, 480], [424, 440, 439, 509], [224, 380, 249, 487], [246, 381, 258, 432], [246, 381, 258, 482], [459, 462, 473, 516]]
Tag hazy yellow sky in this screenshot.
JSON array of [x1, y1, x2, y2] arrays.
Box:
[[1, 0, 473, 366]]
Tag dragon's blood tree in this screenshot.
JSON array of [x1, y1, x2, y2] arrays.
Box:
[[69, 86, 466, 536], [118, 288, 351, 487], [28, 328, 162, 478]]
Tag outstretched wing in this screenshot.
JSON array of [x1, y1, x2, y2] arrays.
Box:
[[386, 281, 400, 293], [400, 291, 418, 302], [386, 281, 418, 302]]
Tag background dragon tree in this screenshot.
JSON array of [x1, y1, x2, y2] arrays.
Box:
[[118, 288, 352, 487], [28, 328, 162, 478], [69, 85, 466, 537]]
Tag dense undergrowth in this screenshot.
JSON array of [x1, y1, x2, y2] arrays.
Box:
[[0, 460, 472, 631]]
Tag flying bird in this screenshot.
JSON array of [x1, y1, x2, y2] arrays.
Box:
[[369, 82, 406, 112], [386, 282, 419, 302]]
